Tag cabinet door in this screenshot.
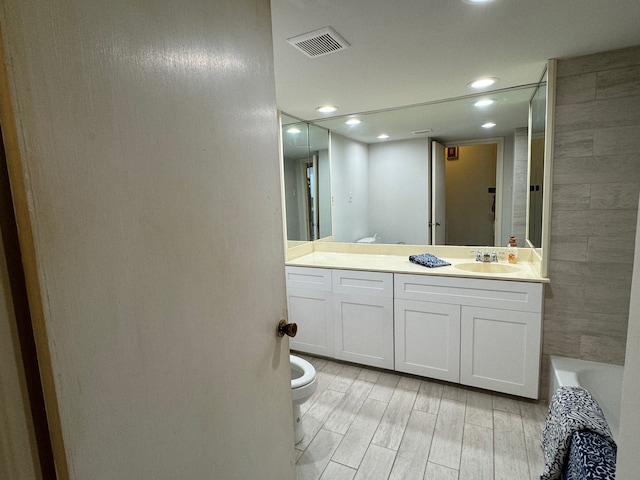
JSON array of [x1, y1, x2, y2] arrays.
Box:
[[286, 267, 333, 357], [394, 299, 460, 382], [332, 270, 394, 369], [460, 306, 541, 398]]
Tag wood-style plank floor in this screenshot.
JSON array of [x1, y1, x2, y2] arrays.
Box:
[[294, 353, 548, 480]]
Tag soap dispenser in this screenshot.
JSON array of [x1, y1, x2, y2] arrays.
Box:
[[508, 236, 518, 264]]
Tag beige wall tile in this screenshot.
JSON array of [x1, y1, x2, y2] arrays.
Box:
[[588, 235, 637, 264], [557, 45, 640, 77], [597, 65, 640, 99], [594, 125, 640, 156], [555, 95, 640, 132], [553, 155, 640, 185], [580, 334, 627, 364], [553, 130, 594, 158], [552, 184, 591, 210], [590, 182, 640, 209], [556, 73, 596, 105], [549, 236, 588, 262]]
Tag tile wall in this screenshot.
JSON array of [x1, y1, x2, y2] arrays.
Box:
[[541, 45, 640, 395]]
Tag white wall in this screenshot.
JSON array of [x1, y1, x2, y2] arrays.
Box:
[[617, 194, 640, 477], [368, 139, 429, 244], [330, 133, 370, 242]]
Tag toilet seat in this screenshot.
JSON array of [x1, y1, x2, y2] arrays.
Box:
[[290, 355, 315, 389]]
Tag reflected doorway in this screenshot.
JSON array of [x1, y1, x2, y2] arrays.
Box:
[[432, 140, 502, 246]]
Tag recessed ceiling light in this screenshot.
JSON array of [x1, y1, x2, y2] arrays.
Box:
[[462, 0, 494, 5], [377, 134, 390, 140], [287, 126, 301, 134], [468, 77, 498, 89], [345, 118, 361, 125], [482, 122, 496, 129], [316, 105, 338, 113], [473, 98, 495, 107]]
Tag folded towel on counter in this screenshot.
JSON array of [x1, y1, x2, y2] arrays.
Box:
[[562, 430, 617, 480], [540, 386, 616, 480], [408, 253, 451, 268]]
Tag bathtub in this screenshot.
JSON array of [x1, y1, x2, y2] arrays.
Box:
[[549, 355, 624, 440]]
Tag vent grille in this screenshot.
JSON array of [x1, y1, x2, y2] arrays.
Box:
[[287, 27, 350, 58]]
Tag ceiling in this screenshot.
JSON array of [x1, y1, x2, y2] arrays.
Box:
[[271, 0, 640, 144]]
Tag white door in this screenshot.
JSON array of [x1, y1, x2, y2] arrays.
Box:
[[0, 1, 295, 479], [431, 141, 447, 244]]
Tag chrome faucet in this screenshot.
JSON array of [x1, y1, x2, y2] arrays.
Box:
[[476, 250, 498, 263]]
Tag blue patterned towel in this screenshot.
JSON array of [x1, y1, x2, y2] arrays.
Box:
[[541, 386, 616, 480], [562, 430, 616, 480], [408, 253, 451, 268]]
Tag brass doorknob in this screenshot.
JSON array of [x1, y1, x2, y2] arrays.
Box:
[[277, 319, 297, 337]]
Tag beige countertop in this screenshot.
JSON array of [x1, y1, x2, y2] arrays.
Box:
[[285, 242, 549, 283]]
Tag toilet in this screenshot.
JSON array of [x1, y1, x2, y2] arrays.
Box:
[[290, 354, 318, 444]]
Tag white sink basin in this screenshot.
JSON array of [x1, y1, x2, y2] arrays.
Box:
[[454, 262, 520, 274]]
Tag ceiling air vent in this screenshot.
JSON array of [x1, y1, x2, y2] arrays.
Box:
[[287, 27, 350, 58]]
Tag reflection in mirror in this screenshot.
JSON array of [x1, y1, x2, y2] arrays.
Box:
[[310, 87, 536, 246], [281, 114, 330, 242], [527, 71, 547, 248]]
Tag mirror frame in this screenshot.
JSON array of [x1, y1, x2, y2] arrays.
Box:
[[526, 59, 556, 278]]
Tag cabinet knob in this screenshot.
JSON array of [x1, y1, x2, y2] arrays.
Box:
[[277, 319, 297, 337]]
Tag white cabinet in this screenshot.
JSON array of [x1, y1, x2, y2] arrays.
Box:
[[286, 266, 544, 398], [285, 267, 334, 357], [395, 274, 543, 398], [394, 299, 460, 382], [332, 269, 394, 369], [460, 307, 541, 397], [285, 267, 394, 368]]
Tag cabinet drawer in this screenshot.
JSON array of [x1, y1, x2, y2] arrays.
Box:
[[395, 274, 543, 313], [285, 266, 332, 291], [332, 269, 393, 298]]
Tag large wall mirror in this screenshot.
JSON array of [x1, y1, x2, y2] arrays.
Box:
[[527, 70, 547, 249], [281, 114, 331, 242], [280, 63, 554, 263]]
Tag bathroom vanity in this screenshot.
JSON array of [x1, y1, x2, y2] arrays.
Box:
[[285, 242, 548, 399]]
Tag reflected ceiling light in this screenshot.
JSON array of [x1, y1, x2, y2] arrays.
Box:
[[377, 134, 390, 139], [462, 0, 494, 5], [345, 118, 361, 125], [316, 105, 338, 113], [482, 122, 496, 128], [468, 77, 498, 89], [473, 98, 495, 107], [287, 126, 301, 134]]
